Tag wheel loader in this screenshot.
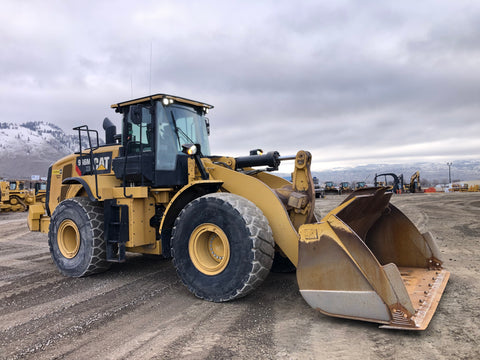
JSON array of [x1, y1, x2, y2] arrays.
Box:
[[28, 93, 449, 330], [323, 181, 340, 194], [338, 181, 352, 194]]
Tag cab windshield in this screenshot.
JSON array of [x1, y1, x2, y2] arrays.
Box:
[[155, 102, 211, 171], [169, 105, 210, 155]]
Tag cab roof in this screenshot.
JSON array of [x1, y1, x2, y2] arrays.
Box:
[[111, 93, 214, 110]]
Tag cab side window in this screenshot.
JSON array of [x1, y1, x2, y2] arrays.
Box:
[[125, 105, 152, 154]]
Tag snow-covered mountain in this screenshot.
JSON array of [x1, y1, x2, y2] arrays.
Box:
[[1, 121, 478, 184], [0, 122, 103, 179]]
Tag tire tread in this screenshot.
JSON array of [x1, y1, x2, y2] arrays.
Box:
[[171, 192, 274, 301], [48, 197, 110, 277]]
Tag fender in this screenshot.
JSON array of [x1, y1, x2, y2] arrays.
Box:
[[62, 177, 97, 202], [159, 180, 223, 256]]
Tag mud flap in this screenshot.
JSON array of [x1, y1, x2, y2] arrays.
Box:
[[297, 187, 449, 330]]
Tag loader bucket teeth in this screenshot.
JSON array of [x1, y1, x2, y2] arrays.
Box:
[[297, 187, 449, 330]]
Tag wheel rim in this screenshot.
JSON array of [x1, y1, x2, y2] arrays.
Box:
[[189, 223, 230, 275], [58, 219, 80, 258]]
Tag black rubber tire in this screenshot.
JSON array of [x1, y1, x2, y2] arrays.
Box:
[[171, 193, 274, 302], [48, 197, 110, 277]]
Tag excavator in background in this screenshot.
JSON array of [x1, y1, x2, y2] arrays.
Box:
[[28, 93, 449, 330], [406, 171, 422, 193]]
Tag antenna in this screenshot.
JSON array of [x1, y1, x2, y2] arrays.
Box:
[[149, 41, 152, 94], [131, 74, 133, 98]]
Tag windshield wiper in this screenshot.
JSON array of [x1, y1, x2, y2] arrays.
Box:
[[169, 112, 196, 148], [176, 127, 195, 145]]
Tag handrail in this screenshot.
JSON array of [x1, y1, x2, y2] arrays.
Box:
[[122, 140, 133, 198], [73, 125, 101, 200]]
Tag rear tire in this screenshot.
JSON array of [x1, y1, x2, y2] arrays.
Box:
[[171, 193, 274, 302], [48, 197, 110, 277]]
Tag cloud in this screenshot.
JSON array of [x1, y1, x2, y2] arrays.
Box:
[[1, 0, 479, 170]]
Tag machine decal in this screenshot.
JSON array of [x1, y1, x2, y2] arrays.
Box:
[[76, 152, 113, 175]]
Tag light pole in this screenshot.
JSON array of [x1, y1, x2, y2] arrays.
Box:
[[447, 162, 452, 184]]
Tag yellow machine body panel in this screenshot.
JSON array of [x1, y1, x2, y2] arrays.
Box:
[[46, 145, 121, 214], [204, 151, 316, 266], [207, 160, 301, 265], [116, 196, 156, 248]]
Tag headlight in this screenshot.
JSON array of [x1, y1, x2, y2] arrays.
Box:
[[187, 145, 197, 155], [182, 144, 197, 155]]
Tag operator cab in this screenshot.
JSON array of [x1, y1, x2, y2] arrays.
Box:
[[111, 94, 213, 188], [10, 181, 24, 190]]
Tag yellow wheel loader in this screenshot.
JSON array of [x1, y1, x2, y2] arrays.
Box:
[[28, 94, 449, 330], [338, 181, 352, 194], [33, 181, 47, 203]]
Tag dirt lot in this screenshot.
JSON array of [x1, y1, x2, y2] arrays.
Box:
[[1, 192, 479, 360]]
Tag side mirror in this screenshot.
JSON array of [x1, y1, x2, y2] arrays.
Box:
[[205, 118, 210, 135]]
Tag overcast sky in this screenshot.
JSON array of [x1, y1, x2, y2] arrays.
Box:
[[1, 0, 479, 171]]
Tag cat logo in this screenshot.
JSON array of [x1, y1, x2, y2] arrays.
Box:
[[94, 156, 110, 171], [76, 152, 112, 175]]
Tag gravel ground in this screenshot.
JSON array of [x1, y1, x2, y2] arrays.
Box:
[[1, 192, 479, 359]]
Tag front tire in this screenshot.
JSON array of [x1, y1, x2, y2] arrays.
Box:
[[171, 193, 274, 302], [48, 197, 110, 277]]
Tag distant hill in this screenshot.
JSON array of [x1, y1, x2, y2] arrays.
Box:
[[1, 121, 478, 184], [0, 122, 103, 179]]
